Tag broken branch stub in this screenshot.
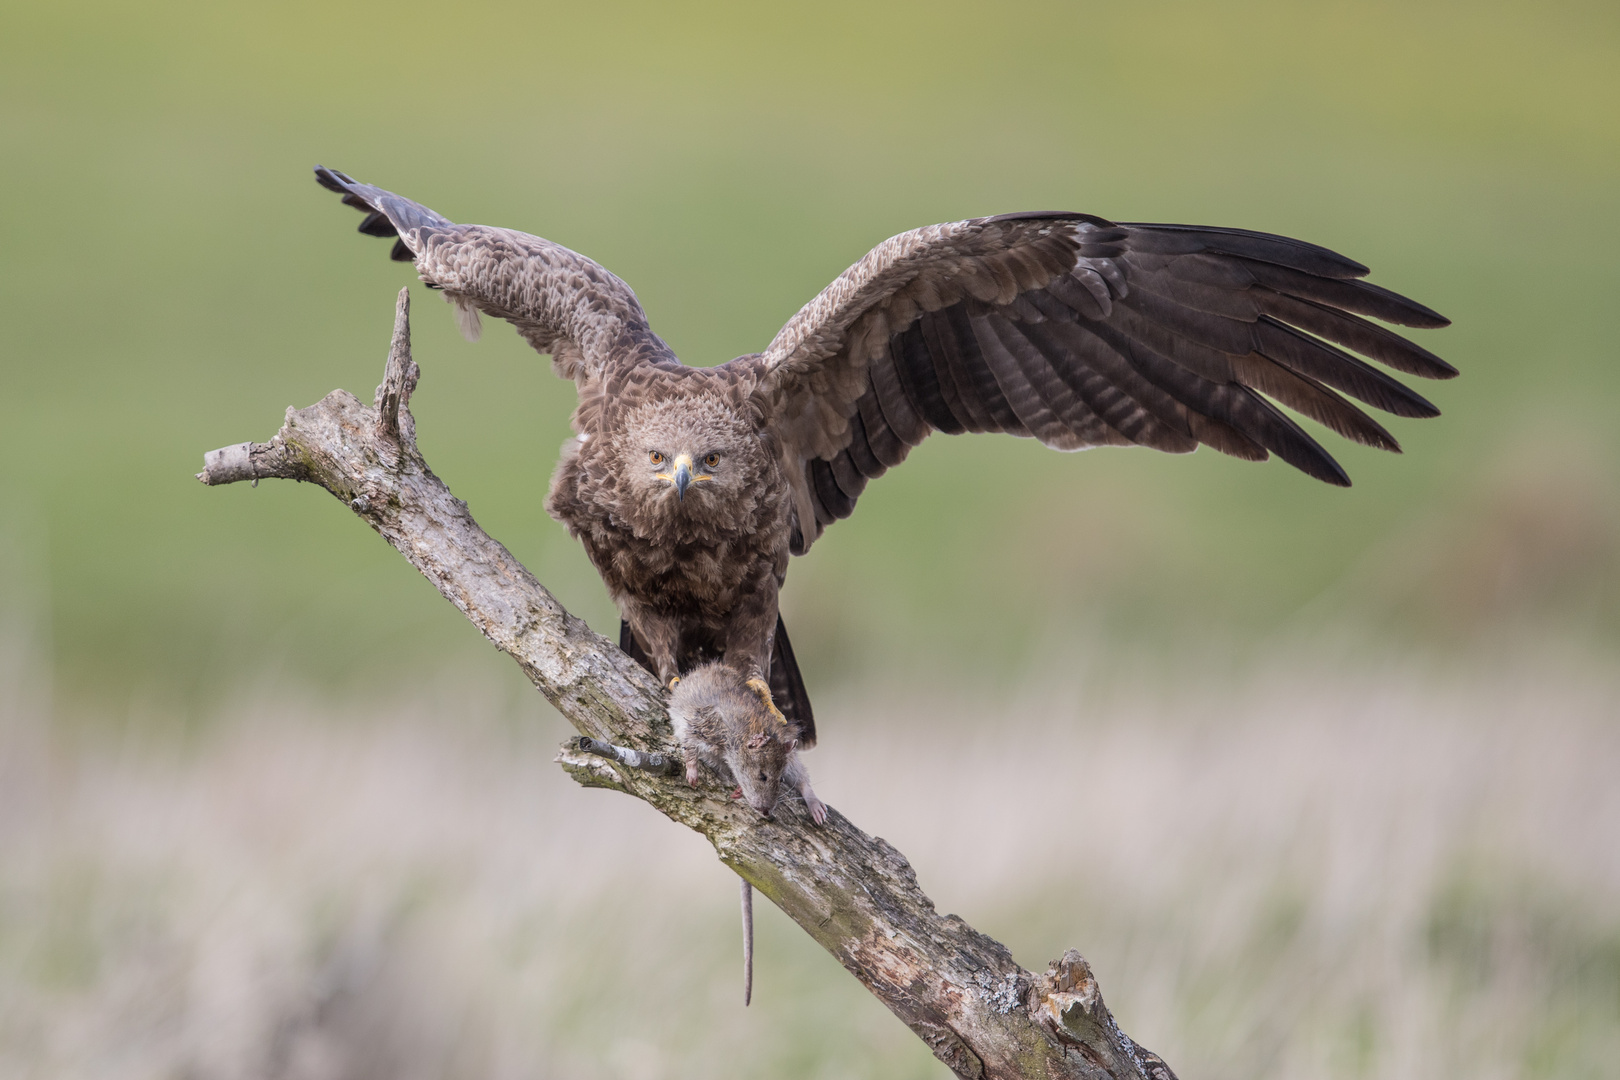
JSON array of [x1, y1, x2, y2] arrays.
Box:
[[373, 287, 419, 449], [198, 288, 1179, 1080]]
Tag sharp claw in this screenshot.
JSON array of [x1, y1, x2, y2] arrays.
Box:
[[744, 677, 788, 726], [667, 675, 682, 690]]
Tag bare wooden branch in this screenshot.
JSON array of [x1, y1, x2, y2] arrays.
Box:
[[198, 287, 1181, 1080], [373, 287, 419, 448]]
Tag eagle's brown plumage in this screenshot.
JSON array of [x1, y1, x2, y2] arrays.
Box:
[[315, 167, 1455, 742]]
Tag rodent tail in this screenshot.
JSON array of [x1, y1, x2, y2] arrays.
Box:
[[741, 878, 753, 1007]]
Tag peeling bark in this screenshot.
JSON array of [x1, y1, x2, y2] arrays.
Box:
[[198, 287, 1180, 1080]]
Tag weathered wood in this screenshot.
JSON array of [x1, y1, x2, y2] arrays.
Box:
[[198, 286, 1179, 1080]]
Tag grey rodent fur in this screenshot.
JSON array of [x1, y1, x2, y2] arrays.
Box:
[[668, 661, 826, 1005], [668, 662, 826, 824]]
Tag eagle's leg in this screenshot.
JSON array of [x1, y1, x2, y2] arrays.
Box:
[[726, 573, 788, 725], [620, 602, 685, 688]]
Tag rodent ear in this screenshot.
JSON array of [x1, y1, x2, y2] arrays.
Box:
[[745, 731, 769, 751]]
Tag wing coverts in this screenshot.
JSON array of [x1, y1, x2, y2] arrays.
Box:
[[314, 166, 679, 378], [757, 214, 1453, 551]]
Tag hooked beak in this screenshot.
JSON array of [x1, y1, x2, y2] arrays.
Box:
[[673, 455, 693, 500]]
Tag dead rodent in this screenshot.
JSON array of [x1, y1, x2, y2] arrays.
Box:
[[668, 661, 826, 825], [668, 661, 827, 1005]]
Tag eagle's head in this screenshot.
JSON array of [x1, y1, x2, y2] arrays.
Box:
[[615, 393, 770, 537]]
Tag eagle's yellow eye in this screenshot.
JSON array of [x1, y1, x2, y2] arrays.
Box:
[[703, 453, 720, 469], [649, 451, 664, 466]]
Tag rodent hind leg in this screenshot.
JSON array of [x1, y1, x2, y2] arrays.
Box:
[[800, 783, 827, 826], [784, 757, 827, 825]]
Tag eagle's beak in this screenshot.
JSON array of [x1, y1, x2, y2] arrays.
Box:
[[673, 455, 693, 500]]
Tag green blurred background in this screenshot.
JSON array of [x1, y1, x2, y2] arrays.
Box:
[[2, 3, 1619, 1077], [3, 0, 1616, 717]]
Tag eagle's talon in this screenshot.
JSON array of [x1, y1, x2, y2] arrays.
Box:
[[743, 677, 788, 727], [668, 675, 681, 690]]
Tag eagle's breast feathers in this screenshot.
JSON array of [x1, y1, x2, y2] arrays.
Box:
[[544, 363, 792, 621]]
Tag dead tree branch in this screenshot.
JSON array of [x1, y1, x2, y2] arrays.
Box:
[[198, 287, 1180, 1080]]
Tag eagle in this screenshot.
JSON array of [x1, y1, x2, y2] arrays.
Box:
[[314, 166, 1453, 744]]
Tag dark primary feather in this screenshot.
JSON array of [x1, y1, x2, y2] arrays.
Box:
[[1117, 222, 1371, 278], [758, 215, 1454, 549], [315, 166, 452, 241]]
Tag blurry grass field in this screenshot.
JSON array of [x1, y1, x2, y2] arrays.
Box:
[[2, 639, 1617, 1079], [2, 1, 1619, 1076]]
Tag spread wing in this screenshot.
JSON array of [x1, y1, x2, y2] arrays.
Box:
[[754, 213, 1454, 553], [314, 167, 679, 379]]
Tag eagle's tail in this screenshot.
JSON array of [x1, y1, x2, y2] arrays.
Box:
[[313, 165, 452, 264], [767, 615, 815, 749]]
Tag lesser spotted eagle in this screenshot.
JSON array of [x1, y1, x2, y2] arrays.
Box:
[[315, 166, 1453, 742]]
